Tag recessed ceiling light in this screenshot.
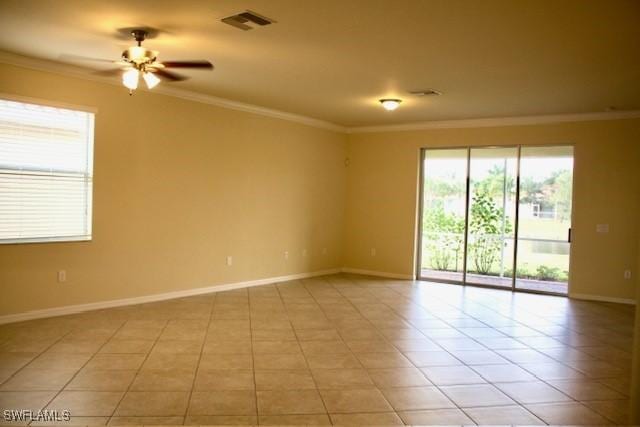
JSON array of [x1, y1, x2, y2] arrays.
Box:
[[379, 99, 402, 111]]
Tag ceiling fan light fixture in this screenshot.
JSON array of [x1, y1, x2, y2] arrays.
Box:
[[143, 71, 161, 89], [123, 46, 156, 64], [79, 28, 213, 96], [128, 46, 146, 61], [122, 68, 139, 90], [379, 98, 402, 111]]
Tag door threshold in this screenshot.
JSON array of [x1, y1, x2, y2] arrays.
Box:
[[416, 277, 568, 297]]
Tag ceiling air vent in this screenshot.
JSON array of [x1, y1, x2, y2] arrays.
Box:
[[409, 89, 442, 96], [221, 11, 275, 31]]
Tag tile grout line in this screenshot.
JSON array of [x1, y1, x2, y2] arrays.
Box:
[[404, 280, 621, 424], [0, 318, 124, 425], [248, 284, 259, 424], [319, 275, 408, 423], [181, 293, 217, 425], [106, 317, 171, 425], [367, 280, 484, 425], [1, 325, 76, 389], [308, 274, 376, 423], [358, 278, 547, 425], [34, 319, 128, 426], [284, 277, 333, 424], [404, 282, 552, 425], [350, 278, 632, 421]]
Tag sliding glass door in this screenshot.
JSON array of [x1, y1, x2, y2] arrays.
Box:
[[419, 149, 467, 283], [418, 145, 574, 296], [515, 146, 573, 294], [465, 147, 517, 288]]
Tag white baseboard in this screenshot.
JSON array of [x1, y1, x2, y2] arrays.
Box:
[[7, 268, 630, 325], [0, 268, 341, 325], [569, 292, 637, 305], [341, 267, 415, 280]]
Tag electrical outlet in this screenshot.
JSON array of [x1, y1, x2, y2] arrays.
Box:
[[302, 249, 308, 257], [624, 269, 632, 280], [596, 224, 609, 233], [322, 247, 327, 255], [370, 248, 377, 257], [284, 251, 289, 260], [226, 256, 233, 266], [57, 270, 66, 283]]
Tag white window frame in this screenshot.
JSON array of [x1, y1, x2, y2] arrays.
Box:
[[0, 94, 96, 244]]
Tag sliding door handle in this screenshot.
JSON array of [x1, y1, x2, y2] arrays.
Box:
[[567, 228, 572, 243]]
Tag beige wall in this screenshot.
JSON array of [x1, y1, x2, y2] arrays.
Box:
[[0, 63, 347, 316], [344, 121, 640, 301], [1, 61, 639, 318]]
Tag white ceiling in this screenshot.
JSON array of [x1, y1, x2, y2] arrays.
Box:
[[0, 0, 639, 127]]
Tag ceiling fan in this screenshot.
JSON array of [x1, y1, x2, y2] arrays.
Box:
[[69, 29, 214, 95]]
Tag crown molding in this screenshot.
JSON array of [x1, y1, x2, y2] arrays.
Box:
[[2, 50, 639, 135], [0, 50, 346, 133], [346, 110, 640, 133]]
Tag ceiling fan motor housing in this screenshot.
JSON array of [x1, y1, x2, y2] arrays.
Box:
[[121, 30, 158, 68], [133, 29, 146, 41]]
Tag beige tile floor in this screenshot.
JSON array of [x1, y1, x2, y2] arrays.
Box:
[[0, 274, 635, 426]]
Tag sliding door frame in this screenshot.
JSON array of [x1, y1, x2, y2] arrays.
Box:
[[461, 147, 472, 285], [416, 143, 574, 297]]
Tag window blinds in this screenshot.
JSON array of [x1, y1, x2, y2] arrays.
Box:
[[0, 98, 94, 243]]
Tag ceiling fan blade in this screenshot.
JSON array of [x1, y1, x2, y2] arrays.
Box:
[[60, 54, 116, 64], [159, 60, 213, 69], [153, 68, 188, 81], [92, 68, 127, 76]]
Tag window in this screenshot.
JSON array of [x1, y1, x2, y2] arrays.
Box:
[[0, 98, 95, 243]]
